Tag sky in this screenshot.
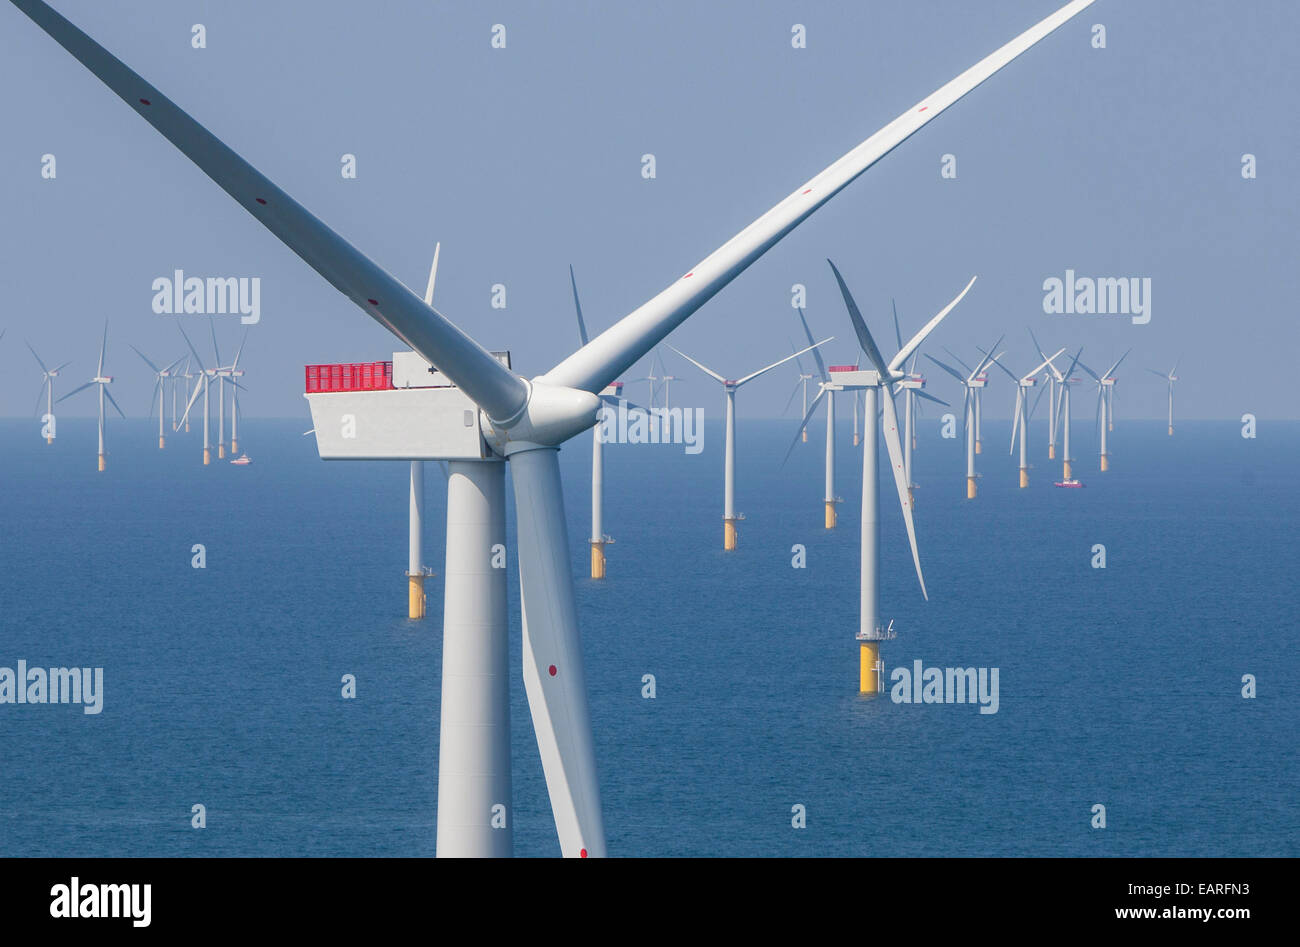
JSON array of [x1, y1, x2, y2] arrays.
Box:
[[1, 0, 1297, 421]]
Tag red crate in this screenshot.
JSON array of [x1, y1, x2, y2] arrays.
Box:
[[305, 361, 393, 393]]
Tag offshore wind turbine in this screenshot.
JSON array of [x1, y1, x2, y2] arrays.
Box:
[[1041, 346, 1084, 482], [1079, 349, 1130, 471], [821, 262, 975, 692], [130, 345, 183, 448], [781, 341, 815, 443], [925, 338, 1002, 499], [794, 307, 841, 528], [670, 338, 828, 550], [225, 330, 249, 454], [405, 244, 442, 619], [12, 0, 1097, 856], [985, 345, 1063, 487], [27, 341, 70, 444], [1147, 359, 1180, 436], [57, 322, 124, 471], [1029, 328, 1066, 460], [177, 325, 219, 465], [891, 302, 947, 506]]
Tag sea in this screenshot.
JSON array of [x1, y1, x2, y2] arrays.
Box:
[[0, 413, 1295, 857]]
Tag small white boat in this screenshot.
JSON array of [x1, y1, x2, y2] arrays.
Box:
[[231, 453, 251, 465], [1053, 478, 1083, 488]]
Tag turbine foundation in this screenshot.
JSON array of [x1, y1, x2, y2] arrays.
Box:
[[1048, 444, 1056, 459], [232, 437, 239, 452], [46, 436, 53, 445], [853, 433, 860, 446], [97, 455, 105, 473], [1019, 468, 1029, 489], [975, 440, 982, 455], [203, 448, 211, 465], [590, 540, 606, 579], [1100, 454, 1109, 472], [408, 573, 426, 619], [824, 501, 836, 529], [859, 641, 881, 695], [801, 431, 807, 443], [724, 518, 738, 551], [1168, 425, 1173, 436], [1064, 460, 1072, 480], [158, 436, 165, 449], [966, 476, 977, 499], [218, 443, 226, 459]]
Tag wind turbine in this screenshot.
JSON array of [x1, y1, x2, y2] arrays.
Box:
[[793, 307, 842, 528], [819, 262, 975, 692], [1148, 359, 1180, 436], [12, 0, 1097, 856], [27, 341, 70, 444], [130, 345, 183, 448], [225, 330, 249, 454], [925, 338, 1002, 499], [1029, 328, 1069, 460], [1079, 349, 1130, 472], [403, 244, 442, 618], [781, 341, 815, 443], [984, 345, 1063, 488], [57, 322, 124, 471], [178, 325, 219, 465], [670, 338, 829, 550], [891, 301, 948, 506], [1038, 346, 1084, 482], [174, 356, 195, 432]]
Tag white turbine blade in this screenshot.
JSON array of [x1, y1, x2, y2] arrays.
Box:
[[1169, 358, 1180, 378], [781, 378, 803, 416], [881, 389, 926, 599], [1094, 387, 1103, 434], [796, 308, 830, 382], [149, 378, 161, 418], [892, 277, 978, 373], [511, 450, 605, 857], [11, 0, 528, 422], [230, 329, 249, 372], [569, 265, 590, 347], [1077, 358, 1101, 383], [1029, 378, 1048, 421], [1027, 347, 1066, 381], [983, 348, 1019, 383], [96, 321, 108, 377], [129, 343, 159, 374], [736, 338, 830, 386], [55, 379, 95, 403], [925, 353, 966, 385], [178, 324, 208, 374], [104, 386, 126, 419], [178, 375, 204, 428], [969, 334, 1004, 380], [1010, 387, 1023, 454], [665, 344, 726, 384], [913, 388, 948, 407], [782, 386, 827, 466], [540, 0, 1097, 393], [827, 260, 892, 377], [1104, 348, 1131, 379], [301, 428, 315, 436], [423, 241, 440, 307], [25, 340, 49, 374], [209, 315, 223, 370]]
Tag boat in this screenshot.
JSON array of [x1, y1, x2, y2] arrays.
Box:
[[231, 453, 251, 465], [1053, 479, 1084, 488]]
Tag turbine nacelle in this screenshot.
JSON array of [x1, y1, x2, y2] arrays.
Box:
[[481, 380, 602, 455]]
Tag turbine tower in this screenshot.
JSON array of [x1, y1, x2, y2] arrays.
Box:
[[226, 330, 249, 454], [781, 341, 815, 443], [406, 244, 442, 619], [670, 338, 828, 550], [58, 322, 124, 471], [925, 339, 1002, 499], [1148, 360, 1179, 436], [12, 0, 1097, 855], [824, 263, 975, 693], [178, 325, 219, 465], [130, 345, 183, 448], [985, 345, 1063, 487], [1030, 329, 1067, 460], [27, 341, 70, 444], [1039, 346, 1084, 481], [1079, 349, 1130, 472]]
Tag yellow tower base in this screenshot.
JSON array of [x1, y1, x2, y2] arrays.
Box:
[[408, 574, 426, 619], [218, 444, 226, 459], [907, 487, 914, 509], [853, 433, 860, 446], [1064, 460, 1072, 480], [97, 455, 105, 472], [232, 438, 239, 453], [724, 518, 738, 551], [1100, 454, 1109, 472], [590, 541, 606, 579], [46, 436, 53, 445], [802, 431, 807, 443], [859, 641, 881, 695], [824, 502, 836, 529], [966, 476, 976, 499], [975, 440, 982, 455], [203, 448, 211, 465], [1108, 422, 1113, 433], [159, 436, 165, 449], [1048, 444, 1056, 459], [1019, 468, 1029, 489], [1168, 426, 1173, 436]]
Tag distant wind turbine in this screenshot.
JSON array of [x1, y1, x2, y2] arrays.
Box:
[[57, 322, 124, 471]]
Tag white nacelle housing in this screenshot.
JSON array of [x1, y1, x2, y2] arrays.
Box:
[[306, 386, 489, 460]]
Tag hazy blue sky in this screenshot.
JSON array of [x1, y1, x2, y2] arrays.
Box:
[[2, 0, 1297, 420]]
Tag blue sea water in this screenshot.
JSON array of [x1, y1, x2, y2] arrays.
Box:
[[0, 414, 1296, 857]]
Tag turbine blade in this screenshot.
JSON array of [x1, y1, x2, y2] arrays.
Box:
[[25, 340, 49, 374], [970, 334, 1004, 379], [1104, 348, 1131, 379], [891, 298, 903, 351], [423, 242, 440, 307], [231, 328, 249, 372], [511, 449, 606, 858], [9, 0, 527, 422], [1062, 347, 1084, 383], [924, 353, 966, 384], [1170, 358, 1180, 378], [781, 386, 827, 467], [538, 0, 1098, 394], [736, 337, 830, 386], [982, 346, 1019, 382], [881, 389, 926, 599], [893, 278, 978, 373], [665, 344, 726, 384], [129, 343, 160, 374], [209, 315, 222, 369], [97, 321, 108, 377], [1028, 347, 1066, 380], [781, 378, 802, 416], [1010, 387, 1023, 454], [943, 346, 974, 376], [569, 265, 589, 347], [913, 388, 949, 407], [104, 386, 126, 419], [178, 324, 207, 374], [56, 380, 94, 402], [178, 374, 204, 428], [1077, 358, 1101, 383], [1029, 380, 1048, 421], [796, 308, 830, 382], [827, 260, 890, 376]]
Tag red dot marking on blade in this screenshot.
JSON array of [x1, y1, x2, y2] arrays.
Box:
[[548, 665, 557, 676], [367, 298, 379, 306], [918, 106, 928, 112], [802, 188, 812, 194], [139, 98, 151, 106], [255, 198, 267, 205], [683, 272, 693, 279], [580, 849, 588, 858]]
